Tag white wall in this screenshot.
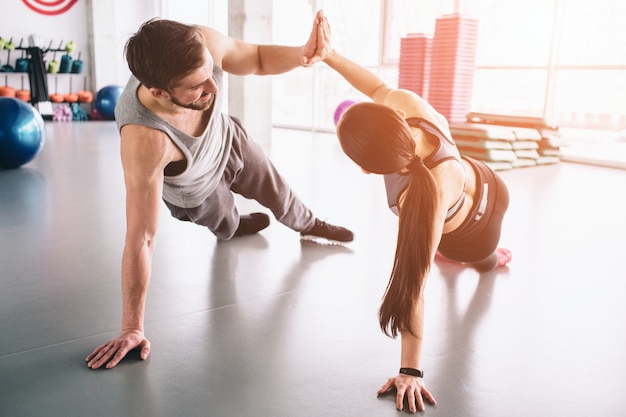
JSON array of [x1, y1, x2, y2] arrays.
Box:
[[0, 0, 162, 96], [0, 1, 89, 95]]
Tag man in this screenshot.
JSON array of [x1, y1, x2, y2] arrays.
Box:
[[86, 14, 352, 369]]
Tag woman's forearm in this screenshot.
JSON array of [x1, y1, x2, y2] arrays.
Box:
[[324, 50, 389, 102], [400, 296, 426, 369]]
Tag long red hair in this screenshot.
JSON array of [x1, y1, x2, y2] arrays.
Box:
[[337, 102, 437, 338]]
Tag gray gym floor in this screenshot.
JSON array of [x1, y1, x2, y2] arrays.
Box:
[[1, 121, 626, 417]]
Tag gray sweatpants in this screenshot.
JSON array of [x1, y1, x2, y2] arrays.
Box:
[[164, 116, 315, 240]]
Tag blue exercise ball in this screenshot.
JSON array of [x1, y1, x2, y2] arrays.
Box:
[[95, 85, 123, 120], [0, 97, 45, 170]]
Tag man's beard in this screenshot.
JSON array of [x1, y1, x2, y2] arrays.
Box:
[[169, 93, 214, 111]]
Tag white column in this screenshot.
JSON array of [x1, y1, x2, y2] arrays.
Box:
[[228, 0, 273, 148], [86, 0, 159, 90]]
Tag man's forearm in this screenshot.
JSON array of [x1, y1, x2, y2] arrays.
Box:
[[256, 45, 306, 75], [120, 242, 153, 331]]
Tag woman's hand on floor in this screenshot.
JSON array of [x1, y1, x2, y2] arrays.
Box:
[[377, 374, 437, 413]]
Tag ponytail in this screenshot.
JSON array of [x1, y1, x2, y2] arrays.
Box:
[[378, 162, 437, 338]]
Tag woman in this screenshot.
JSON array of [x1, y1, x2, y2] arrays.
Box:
[[316, 11, 511, 413]]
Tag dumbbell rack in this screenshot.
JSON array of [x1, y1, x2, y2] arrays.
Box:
[[15, 44, 66, 115]]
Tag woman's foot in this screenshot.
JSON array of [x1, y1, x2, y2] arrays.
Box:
[[496, 248, 512, 267]]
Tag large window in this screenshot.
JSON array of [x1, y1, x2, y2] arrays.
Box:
[[272, 0, 626, 132], [467, 0, 626, 130], [554, 0, 626, 129], [381, 0, 454, 64], [272, 0, 385, 130]]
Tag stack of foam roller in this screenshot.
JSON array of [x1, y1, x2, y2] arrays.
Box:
[[450, 112, 562, 170], [398, 34, 432, 100], [427, 13, 479, 124]]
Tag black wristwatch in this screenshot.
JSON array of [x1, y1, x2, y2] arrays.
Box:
[[399, 367, 424, 378]]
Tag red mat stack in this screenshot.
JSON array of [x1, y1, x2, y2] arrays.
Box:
[[398, 34, 432, 100], [428, 13, 479, 123]]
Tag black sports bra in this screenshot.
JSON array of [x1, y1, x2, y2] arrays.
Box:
[[383, 117, 465, 221]]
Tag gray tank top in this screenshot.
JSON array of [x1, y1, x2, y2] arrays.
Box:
[[384, 117, 464, 221], [115, 68, 232, 208]]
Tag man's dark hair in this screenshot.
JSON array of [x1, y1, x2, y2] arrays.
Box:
[[125, 19, 207, 90]]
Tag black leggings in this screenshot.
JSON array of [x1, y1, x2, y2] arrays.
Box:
[[437, 157, 509, 271]]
